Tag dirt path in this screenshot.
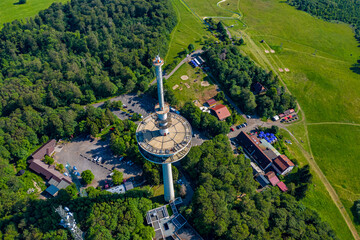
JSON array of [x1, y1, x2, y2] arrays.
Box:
[[307, 122, 360, 127]]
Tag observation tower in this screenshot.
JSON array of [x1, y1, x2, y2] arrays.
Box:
[[136, 56, 192, 202]]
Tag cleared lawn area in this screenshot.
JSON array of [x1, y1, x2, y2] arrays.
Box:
[[279, 129, 353, 239], [286, 122, 311, 153], [239, 0, 360, 123], [165, 0, 211, 66], [151, 184, 166, 204], [165, 63, 218, 107], [183, 0, 232, 18], [308, 124, 360, 233], [0, 0, 68, 27]]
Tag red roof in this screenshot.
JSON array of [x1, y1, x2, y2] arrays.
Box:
[[277, 181, 288, 192], [265, 171, 280, 186], [206, 99, 217, 106], [273, 155, 294, 175], [211, 104, 231, 121]]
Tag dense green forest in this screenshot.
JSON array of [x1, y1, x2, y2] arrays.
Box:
[[0, 0, 176, 163], [183, 135, 338, 239], [202, 44, 297, 118], [287, 0, 360, 40], [0, 189, 155, 239]]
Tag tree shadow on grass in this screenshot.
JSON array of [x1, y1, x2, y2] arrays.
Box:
[[350, 60, 360, 75], [350, 200, 360, 225]]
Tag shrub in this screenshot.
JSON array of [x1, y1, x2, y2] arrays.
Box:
[[81, 170, 94, 185], [44, 155, 54, 165]]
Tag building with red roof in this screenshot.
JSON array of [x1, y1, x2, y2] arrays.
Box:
[[211, 104, 231, 121], [277, 181, 288, 192], [273, 155, 294, 175], [253, 82, 267, 95], [206, 99, 217, 108], [265, 171, 280, 186]]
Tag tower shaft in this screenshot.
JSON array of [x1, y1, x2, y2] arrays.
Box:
[[155, 63, 165, 112], [162, 163, 175, 202]]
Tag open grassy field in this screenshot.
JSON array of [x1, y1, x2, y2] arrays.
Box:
[[0, 0, 68, 28], [307, 124, 360, 233], [165, 63, 218, 107], [279, 129, 354, 239], [238, 0, 360, 123], [165, 0, 211, 66]]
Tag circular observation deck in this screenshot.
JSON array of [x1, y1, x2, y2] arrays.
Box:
[[136, 112, 192, 164]]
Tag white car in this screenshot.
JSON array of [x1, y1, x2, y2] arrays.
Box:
[[93, 156, 98, 162], [98, 157, 102, 163]]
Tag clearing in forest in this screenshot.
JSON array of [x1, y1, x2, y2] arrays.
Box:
[[165, 63, 217, 107], [0, 0, 68, 28]]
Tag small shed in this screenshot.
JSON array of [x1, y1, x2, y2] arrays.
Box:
[[256, 175, 270, 187], [17, 170, 25, 176], [272, 115, 279, 121], [277, 182, 288, 192], [124, 181, 134, 191], [45, 185, 59, 197], [206, 99, 217, 108]]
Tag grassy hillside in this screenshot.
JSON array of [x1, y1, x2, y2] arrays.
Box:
[[0, 0, 68, 27], [238, 0, 360, 123], [279, 129, 354, 239], [165, 0, 210, 65], [181, 0, 359, 238]]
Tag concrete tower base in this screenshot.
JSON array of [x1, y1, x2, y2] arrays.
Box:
[[162, 163, 175, 202]]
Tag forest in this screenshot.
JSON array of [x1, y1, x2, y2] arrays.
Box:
[[287, 0, 360, 40], [202, 44, 297, 118], [0, 0, 176, 164], [0, 188, 155, 239], [182, 135, 338, 239]]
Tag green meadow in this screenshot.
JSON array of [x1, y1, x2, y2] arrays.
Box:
[[279, 129, 354, 239], [0, 0, 68, 28], [165, 0, 211, 65]]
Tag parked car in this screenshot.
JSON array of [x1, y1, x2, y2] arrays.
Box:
[[244, 122, 248, 126], [236, 125, 241, 129], [64, 173, 69, 176], [230, 127, 235, 132], [109, 172, 114, 177], [98, 157, 102, 163], [246, 115, 251, 119], [119, 156, 124, 161], [94, 156, 98, 162], [73, 166, 77, 171]]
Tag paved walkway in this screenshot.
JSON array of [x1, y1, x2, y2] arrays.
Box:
[[151, 50, 204, 85]]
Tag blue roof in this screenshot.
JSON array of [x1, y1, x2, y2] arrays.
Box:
[[46, 185, 59, 196], [256, 175, 270, 187]]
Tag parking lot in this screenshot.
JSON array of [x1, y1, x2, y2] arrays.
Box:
[[93, 93, 157, 120], [53, 137, 142, 187]]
